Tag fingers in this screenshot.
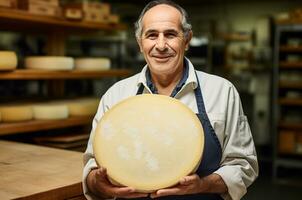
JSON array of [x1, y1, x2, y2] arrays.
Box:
[[179, 174, 199, 185], [150, 187, 182, 198], [111, 187, 148, 198]]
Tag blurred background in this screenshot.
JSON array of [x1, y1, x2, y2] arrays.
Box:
[[0, 0, 301, 199]]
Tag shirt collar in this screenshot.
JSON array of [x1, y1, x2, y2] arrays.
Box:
[[137, 57, 198, 94]]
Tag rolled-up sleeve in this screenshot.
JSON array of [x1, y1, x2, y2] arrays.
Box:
[[214, 86, 258, 200]]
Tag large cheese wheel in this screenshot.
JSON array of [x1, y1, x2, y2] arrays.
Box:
[[25, 56, 74, 70], [93, 94, 204, 192], [0, 105, 33, 122], [74, 58, 110, 71], [0, 51, 17, 70], [33, 103, 69, 120], [66, 98, 99, 116]]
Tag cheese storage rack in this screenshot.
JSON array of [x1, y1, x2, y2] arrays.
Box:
[[272, 19, 302, 183], [0, 7, 131, 137]]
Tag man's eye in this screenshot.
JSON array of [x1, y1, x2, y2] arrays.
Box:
[[147, 34, 157, 39], [166, 33, 177, 38]]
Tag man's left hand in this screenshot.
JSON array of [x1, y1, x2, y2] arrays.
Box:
[[150, 174, 203, 198]]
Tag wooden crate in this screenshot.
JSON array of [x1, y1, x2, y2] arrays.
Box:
[[0, 0, 17, 8], [278, 130, 296, 154], [18, 0, 59, 7]]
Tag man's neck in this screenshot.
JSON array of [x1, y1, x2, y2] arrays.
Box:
[[150, 67, 184, 96]]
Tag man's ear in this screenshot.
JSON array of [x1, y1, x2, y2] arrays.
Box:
[[136, 37, 143, 52], [185, 31, 193, 51]]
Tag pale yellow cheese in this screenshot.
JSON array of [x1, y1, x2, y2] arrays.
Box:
[[25, 56, 74, 70], [0, 51, 17, 70], [66, 98, 99, 116], [93, 94, 204, 192], [33, 103, 69, 120], [74, 58, 110, 71], [0, 105, 33, 122]]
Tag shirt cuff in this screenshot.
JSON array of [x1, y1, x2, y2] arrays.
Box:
[[82, 158, 98, 200], [214, 167, 247, 200]]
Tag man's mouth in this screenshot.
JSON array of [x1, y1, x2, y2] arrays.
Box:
[[151, 55, 173, 62]]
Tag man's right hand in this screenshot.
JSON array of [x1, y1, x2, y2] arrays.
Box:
[[87, 167, 149, 199]]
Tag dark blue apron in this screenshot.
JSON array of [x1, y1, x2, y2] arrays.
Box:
[[118, 71, 223, 200]]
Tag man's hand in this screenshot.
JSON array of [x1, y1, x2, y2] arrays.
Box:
[[150, 174, 203, 198], [150, 173, 227, 198], [87, 167, 149, 199]]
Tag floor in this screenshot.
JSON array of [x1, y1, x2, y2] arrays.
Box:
[[243, 161, 302, 200]]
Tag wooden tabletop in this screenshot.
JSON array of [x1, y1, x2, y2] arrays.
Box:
[[0, 140, 84, 200]]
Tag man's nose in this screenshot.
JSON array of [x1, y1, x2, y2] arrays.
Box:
[[155, 35, 167, 51]]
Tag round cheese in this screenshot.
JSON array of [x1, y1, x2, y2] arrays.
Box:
[[66, 98, 99, 116], [93, 94, 204, 192], [25, 56, 74, 70], [33, 103, 69, 120], [0, 105, 33, 122], [74, 58, 110, 71], [0, 51, 17, 70]]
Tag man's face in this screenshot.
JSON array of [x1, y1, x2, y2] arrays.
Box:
[[137, 5, 191, 76]]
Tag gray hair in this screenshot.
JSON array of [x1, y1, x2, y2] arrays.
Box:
[[134, 0, 192, 40]]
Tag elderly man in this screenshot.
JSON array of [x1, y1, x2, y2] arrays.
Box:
[[83, 1, 258, 200]]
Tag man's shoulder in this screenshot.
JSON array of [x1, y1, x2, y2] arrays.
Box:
[[101, 72, 141, 105], [195, 70, 233, 89], [110, 72, 141, 90]]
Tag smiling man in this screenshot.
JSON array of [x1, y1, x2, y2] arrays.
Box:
[[83, 1, 258, 200]]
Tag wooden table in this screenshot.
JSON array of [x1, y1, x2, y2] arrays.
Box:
[[0, 140, 85, 200]]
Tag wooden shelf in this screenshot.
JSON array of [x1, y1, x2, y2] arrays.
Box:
[[221, 33, 251, 41], [0, 69, 131, 80], [276, 18, 302, 25], [0, 8, 126, 32], [279, 121, 302, 130], [279, 81, 302, 89], [279, 62, 302, 69], [280, 46, 302, 52], [279, 98, 302, 106], [0, 116, 93, 136]]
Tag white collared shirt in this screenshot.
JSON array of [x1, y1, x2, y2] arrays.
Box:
[[83, 58, 258, 200]]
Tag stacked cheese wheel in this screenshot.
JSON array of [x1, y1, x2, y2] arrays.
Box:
[[0, 105, 33, 122], [0, 98, 99, 122], [75, 58, 111, 71], [93, 94, 204, 192], [25, 56, 74, 70], [24, 56, 111, 71], [32, 103, 69, 120], [0, 51, 18, 71], [65, 98, 99, 116]]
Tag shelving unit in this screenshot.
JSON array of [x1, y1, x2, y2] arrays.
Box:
[[0, 8, 126, 32], [0, 8, 130, 145], [0, 116, 92, 136], [0, 69, 131, 80], [272, 20, 302, 182]]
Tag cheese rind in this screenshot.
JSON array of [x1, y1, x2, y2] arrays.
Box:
[[0, 51, 18, 70], [0, 105, 33, 122], [66, 98, 99, 116], [25, 56, 74, 70], [93, 94, 204, 192], [33, 104, 69, 120], [74, 58, 110, 71]]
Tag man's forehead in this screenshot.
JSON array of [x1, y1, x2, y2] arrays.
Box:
[[142, 4, 182, 32]]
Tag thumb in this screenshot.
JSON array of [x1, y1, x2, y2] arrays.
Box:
[[179, 175, 198, 185], [96, 167, 108, 179]]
